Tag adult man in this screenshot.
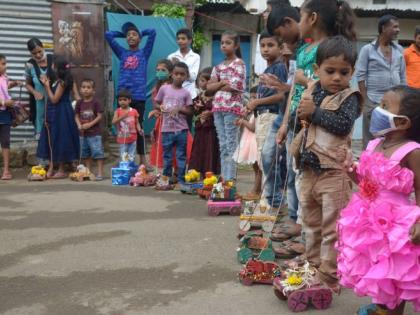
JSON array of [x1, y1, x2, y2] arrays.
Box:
[[404, 26, 420, 88], [355, 15, 406, 148]]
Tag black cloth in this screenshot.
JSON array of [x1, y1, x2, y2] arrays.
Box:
[[0, 124, 10, 149], [300, 83, 361, 171]]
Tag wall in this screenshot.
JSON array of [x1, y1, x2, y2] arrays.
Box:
[[356, 17, 419, 42]]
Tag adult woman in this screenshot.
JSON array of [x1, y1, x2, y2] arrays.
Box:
[[25, 37, 54, 139]]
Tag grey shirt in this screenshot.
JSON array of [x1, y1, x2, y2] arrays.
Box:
[[355, 40, 406, 104]]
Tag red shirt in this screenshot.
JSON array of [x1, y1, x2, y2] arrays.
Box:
[[115, 107, 139, 144]]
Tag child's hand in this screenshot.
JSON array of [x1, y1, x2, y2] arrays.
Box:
[[81, 123, 91, 130], [148, 109, 160, 119], [336, 146, 357, 172], [294, 69, 308, 86], [200, 110, 211, 121], [39, 75, 49, 86], [246, 99, 258, 112], [33, 90, 44, 101], [297, 96, 316, 120], [234, 118, 243, 127], [138, 129, 144, 136], [169, 108, 179, 118], [276, 124, 287, 144], [410, 223, 420, 244], [160, 104, 168, 113]]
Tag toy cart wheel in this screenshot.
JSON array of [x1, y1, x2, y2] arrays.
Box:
[[311, 289, 332, 310], [208, 206, 220, 217], [288, 290, 309, 312], [239, 277, 253, 286], [274, 288, 287, 301], [229, 206, 241, 216], [239, 220, 251, 232]]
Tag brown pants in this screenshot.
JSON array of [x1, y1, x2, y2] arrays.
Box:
[[299, 168, 351, 284]]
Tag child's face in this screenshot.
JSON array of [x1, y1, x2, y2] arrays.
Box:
[[176, 34, 191, 50], [262, 4, 272, 26], [273, 18, 300, 45], [0, 58, 6, 75], [260, 37, 281, 62], [221, 35, 238, 56], [30, 46, 45, 62], [172, 66, 188, 86], [80, 82, 94, 99], [314, 55, 354, 94], [380, 91, 402, 116], [126, 30, 140, 48], [118, 97, 131, 108], [198, 75, 208, 90]]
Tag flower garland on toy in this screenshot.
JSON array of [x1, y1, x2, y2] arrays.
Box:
[[280, 262, 317, 295]]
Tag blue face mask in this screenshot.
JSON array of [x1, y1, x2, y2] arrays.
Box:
[[369, 107, 408, 137], [156, 70, 169, 81]]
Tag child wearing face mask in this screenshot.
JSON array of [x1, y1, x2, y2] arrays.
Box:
[[337, 85, 420, 315], [289, 36, 361, 293]]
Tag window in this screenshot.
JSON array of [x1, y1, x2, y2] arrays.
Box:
[[373, 0, 387, 4]]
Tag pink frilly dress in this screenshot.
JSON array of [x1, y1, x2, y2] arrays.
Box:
[[337, 139, 420, 311], [233, 115, 258, 165]]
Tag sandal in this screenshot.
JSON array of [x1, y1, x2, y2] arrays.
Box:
[[272, 242, 300, 259], [356, 304, 387, 315], [280, 254, 307, 270], [1, 173, 12, 180], [51, 172, 67, 179], [95, 176, 104, 181], [242, 191, 261, 201], [270, 222, 302, 241]]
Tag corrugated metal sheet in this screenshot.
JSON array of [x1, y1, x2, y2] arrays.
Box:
[[0, 0, 53, 142], [290, 0, 420, 11]]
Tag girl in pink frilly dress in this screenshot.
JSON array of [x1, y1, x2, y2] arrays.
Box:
[[337, 86, 420, 315]]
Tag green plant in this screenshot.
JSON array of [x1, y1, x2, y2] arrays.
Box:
[[192, 30, 209, 52], [152, 4, 186, 18]]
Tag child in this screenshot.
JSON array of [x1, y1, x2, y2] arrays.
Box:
[[245, 31, 288, 207], [112, 89, 142, 159], [75, 79, 104, 180], [105, 22, 156, 167], [37, 55, 80, 179], [0, 54, 21, 180], [337, 86, 420, 315], [289, 36, 361, 291], [234, 86, 260, 198], [149, 59, 173, 170], [168, 28, 200, 100], [207, 30, 246, 181], [154, 62, 193, 186], [189, 67, 221, 175]]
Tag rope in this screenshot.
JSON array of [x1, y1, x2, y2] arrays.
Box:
[[194, 11, 256, 35]]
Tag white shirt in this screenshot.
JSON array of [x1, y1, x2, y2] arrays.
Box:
[[168, 49, 200, 99], [254, 34, 267, 75]]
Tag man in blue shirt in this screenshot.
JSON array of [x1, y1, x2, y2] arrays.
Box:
[[106, 22, 156, 166], [355, 15, 406, 148]]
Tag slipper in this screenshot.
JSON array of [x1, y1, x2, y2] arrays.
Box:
[[51, 172, 67, 179], [1, 173, 12, 180], [270, 223, 302, 241], [272, 242, 299, 259], [95, 176, 104, 181], [242, 191, 261, 201]]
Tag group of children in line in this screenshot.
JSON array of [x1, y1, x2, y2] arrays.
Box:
[[1, 0, 420, 313]]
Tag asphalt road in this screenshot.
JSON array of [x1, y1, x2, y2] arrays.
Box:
[[0, 170, 416, 315]]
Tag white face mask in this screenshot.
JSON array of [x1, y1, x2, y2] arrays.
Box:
[[369, 107, 408, 137]]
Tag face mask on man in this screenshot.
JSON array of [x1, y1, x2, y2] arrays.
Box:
[[156, 70, 169, 81], [369, 106, 408, 137]]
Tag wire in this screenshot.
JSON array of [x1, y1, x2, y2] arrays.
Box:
[[194, 11, 257, 35]]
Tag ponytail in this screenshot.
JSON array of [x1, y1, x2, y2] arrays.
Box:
[[222, 30, 242, 59], [302, 0, 357, 41]]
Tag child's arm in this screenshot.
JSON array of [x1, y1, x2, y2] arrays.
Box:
[[207, 80, 226, 94], [40, 77, 65, 105], [0, 98, 14, 107], [241, 118, 255, 132], [179, 105, 193, 116], [105, 30, 125, 58], [112, 110, 128, 124], [75, 113, 82, 130], [141, 29, 156, 60], [72, 82, 81, 101], [8, 80, 23, 89], [246, 93, 285, 112], [136, 121, 143, 135], [82, 113, 102, 130], [408, 150, 420, 244], [221, 60, 246, 94]]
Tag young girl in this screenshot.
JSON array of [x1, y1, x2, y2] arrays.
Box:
[[289, 36, 361, 291], [37, 55, 80, 178], [189, 68, 220, 175], [337, 86, 420, 315], [207, 30, 246, 181], [233, 87, 261, 199]]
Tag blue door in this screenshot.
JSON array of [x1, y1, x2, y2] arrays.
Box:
[[212, 34, 251, 89]]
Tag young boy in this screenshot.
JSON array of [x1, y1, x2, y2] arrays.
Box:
[[154, 62, 193, 188], [112, 89, 142, 160], [290, 36, 361, 291], [105, 22, 156, 167], [0, 54, 21, 180], [75, 79, 104, 180], [168, 28, 200, 99], [245, 32, 288, 209]]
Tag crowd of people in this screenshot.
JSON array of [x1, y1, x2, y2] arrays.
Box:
[[1, 0, 420, 313]]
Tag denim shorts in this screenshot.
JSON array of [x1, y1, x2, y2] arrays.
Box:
[[80, 135, 104, 159]]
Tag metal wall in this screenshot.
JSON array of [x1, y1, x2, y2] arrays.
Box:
[[0, 0, 53, 142]]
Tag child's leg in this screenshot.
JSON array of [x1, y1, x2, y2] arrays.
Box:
[[223, 112, 240, 181], [299, 168, 322, 268], [90, 136, 105, 177], [316, 169, 352, 286], [84, 158, 92, 170], [174, 130, 187, 182], [213, 112, 227, 179], [161, 132, 175, 178], [128, 142, 137, 159], [252, 162, 262, 194], [1, 124, 12, 178]]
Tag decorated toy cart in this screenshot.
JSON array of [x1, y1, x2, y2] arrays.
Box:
[[238, 259, 280, 286], [197, 172, 218, 200], [272, 262, 333, 312], [237, 232, 275, 264], [180, 170, 203, 194], [238, 200, 277, 232], [70, 164, 96, 182], [129, 165, 157, 187], [207, 181, 242, 216], [28, 165, 47, 181]]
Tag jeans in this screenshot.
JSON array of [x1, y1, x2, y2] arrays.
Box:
[[286, 130, 299, 221], [119, 142, 136, 159], [80, 135, 104, 159], [261, 114, 286, 208], [362, 98, 377, 149], [213, 111, 240, 180], [162, 130, 187, 181]]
